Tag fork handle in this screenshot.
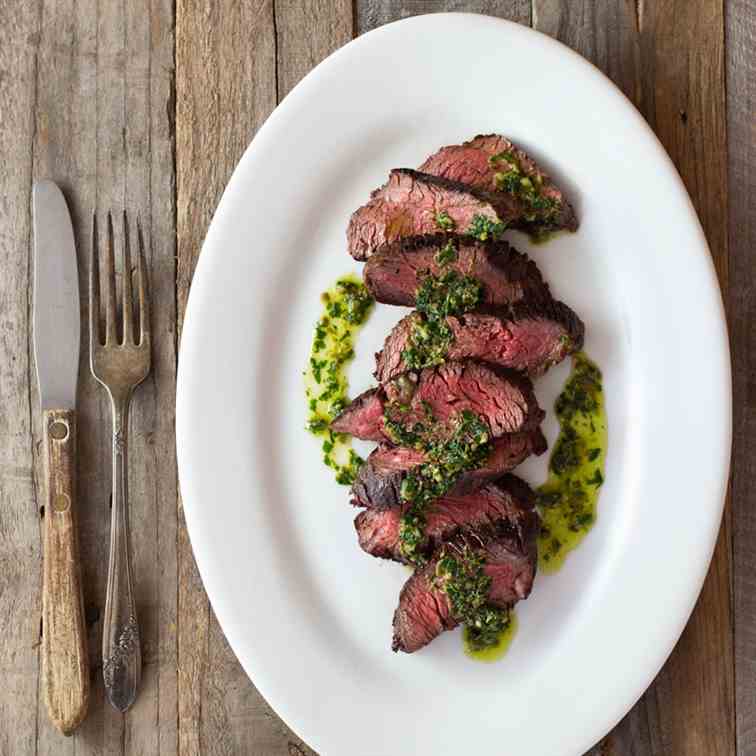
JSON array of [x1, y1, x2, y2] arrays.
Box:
[[41, 409, 90, 735], [102, 394, 141, 712]]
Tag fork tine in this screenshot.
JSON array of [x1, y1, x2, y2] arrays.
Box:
[[121, 211, 134, 344], [90, 213, 101, 348], [136, 216, 150, 345], [104, 211, 118, 345]]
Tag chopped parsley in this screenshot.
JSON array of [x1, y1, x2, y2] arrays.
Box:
[[433, 544, 511, 651], [401, 315, 454, 371], [304, 276, 374, 486], [397, 410, 492, 563], [382, 394, 433, 448], [466, 213, 507, 241], [435, 210, 456, 231], [415, 270, 482, 318], [400, 271, 482, 372], [434, 239, 458, 266], [489, 149, 562, 226]]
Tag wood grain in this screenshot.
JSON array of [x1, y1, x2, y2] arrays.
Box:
[[728, 1, 756, 754], [356, 0, 530, 32], [176, 2, 306, 754], [533, 1, 733, 754], [41, 409, 89, 735], [0, 4, 44, 753], [0, 0, 749, 753], [28, 0, 178, 752], [275, 0, 353, 99]]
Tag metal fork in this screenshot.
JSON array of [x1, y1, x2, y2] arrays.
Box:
[[89, 211, 151, 712]]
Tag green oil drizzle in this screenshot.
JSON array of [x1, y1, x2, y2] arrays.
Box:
[[464, 611, 518, 662], [304, 275, 374, 485], [537, 352, 607, 573]]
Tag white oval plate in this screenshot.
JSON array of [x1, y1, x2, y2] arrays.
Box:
[[176, 13, 731, 756]]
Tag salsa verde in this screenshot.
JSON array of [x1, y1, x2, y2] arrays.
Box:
[[304, 276, 374, 485], [537, 352, 607, 572]]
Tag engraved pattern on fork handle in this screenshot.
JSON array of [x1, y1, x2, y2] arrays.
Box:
[[102, 391, 142, 712]]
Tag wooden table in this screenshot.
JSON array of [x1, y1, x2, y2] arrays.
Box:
[[1, 1, 752, 754]]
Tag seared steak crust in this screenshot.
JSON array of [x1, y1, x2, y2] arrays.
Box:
[[363, 233, 550, 308], [392, 500, 540, 653], [419, 134, 578, 234], [355, 474, 535, 563], [375, 298, 585, 383], [351, 429, 546, 510], [331, 362, 544, 442], [347, 169, 503, 261]]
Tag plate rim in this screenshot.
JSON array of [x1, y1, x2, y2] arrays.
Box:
[[176, 12, 732, 756]]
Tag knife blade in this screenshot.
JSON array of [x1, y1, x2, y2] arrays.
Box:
[[32, 180, 89, 735], [33, 181, 80, 409]]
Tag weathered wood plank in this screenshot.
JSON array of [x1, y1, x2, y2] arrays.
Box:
[[356, 0, 530, 33], [531, 0, 640, 102], [0, 2, 43, 754], [175, 2, 304, 755], [728, 1, 756, 754], [275, 0, 353, 99], [532, 2, 733, 754], [28, 0, 178, 752], [121, 0, 179, 753]]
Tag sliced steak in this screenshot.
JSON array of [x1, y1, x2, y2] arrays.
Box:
[[329, 387, 384, 441], [419, 134, 577, 236], [375, 299, 585, 383], [356, 474, 535, 563], [351, 429, 546, 510], [392, 507, 540, 653], [362, 233, 549, 308], [347, 169, 504, 261], [331, 362, 544, 443], [391, 562, 459, 654]]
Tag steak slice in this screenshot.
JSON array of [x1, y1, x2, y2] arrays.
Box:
[[375, 299, 585, 383], [392, 506, 540, 653], [419, 134, 577, 236], [356, 474, 535, 563], [363, 233, 549, 308], [331, 362, 544, 443], [351, 429, 546, 510], [347, 169, 504, 261], [391, 562, 459, 654], [329, 387, 385, 441]]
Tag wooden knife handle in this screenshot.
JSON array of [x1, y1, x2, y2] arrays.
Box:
[[41, 408, 89, 735]]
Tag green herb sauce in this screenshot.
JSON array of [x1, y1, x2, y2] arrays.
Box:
[[398, 410, 492, 563], [488, 150, 561, 227], [464, 611, 517, 662], [304, 276, 374, 485], [433, 543, 512, 654], [435, 210, 456, 231], [434, 239, 458, 266], [400, 270, 483, 372], [466, 213, 508, 241], [416, 269, 482, 317], [537, 352, 607, 572]]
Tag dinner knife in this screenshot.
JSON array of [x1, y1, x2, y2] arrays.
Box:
[[32, 180, 90, 735]]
